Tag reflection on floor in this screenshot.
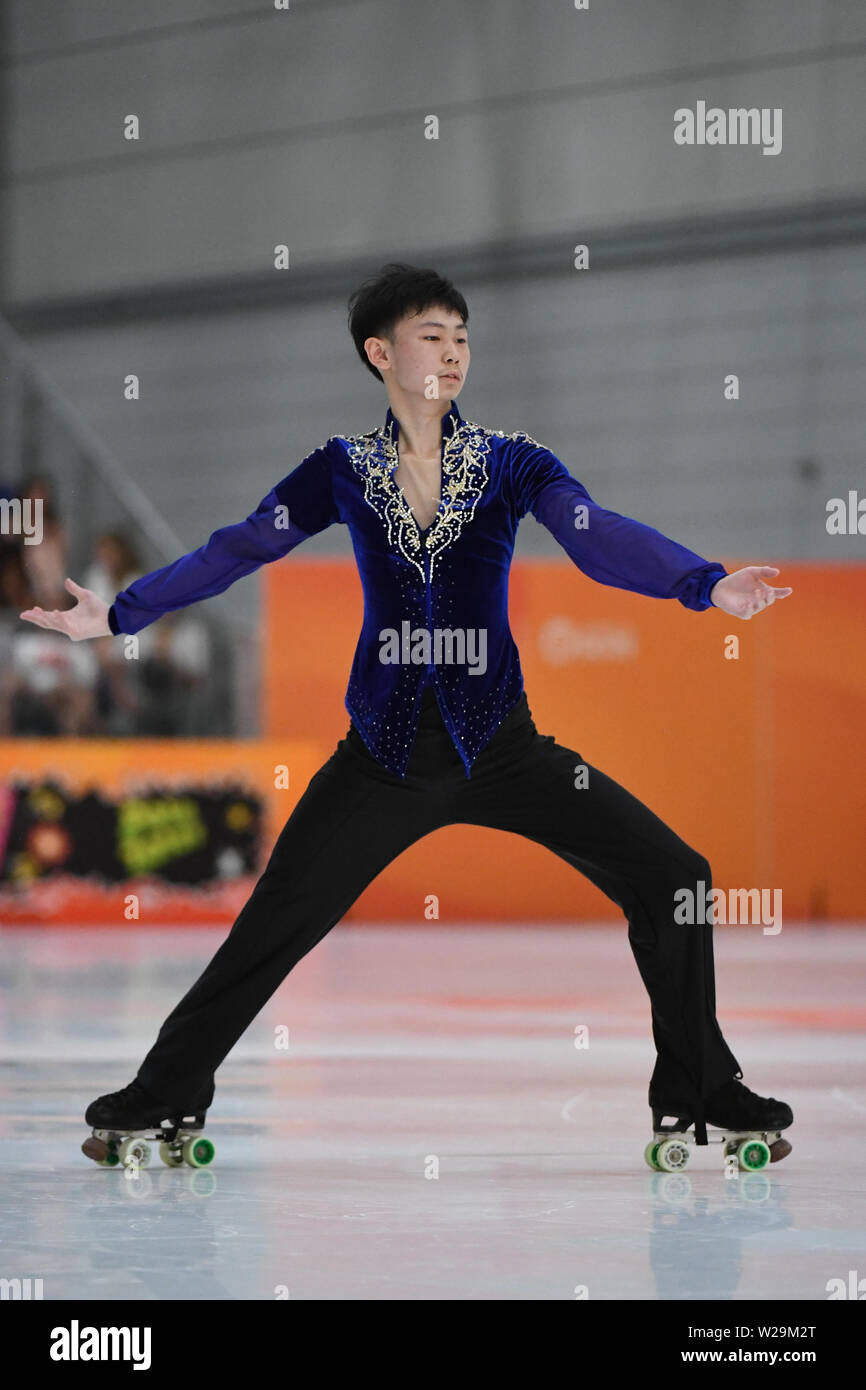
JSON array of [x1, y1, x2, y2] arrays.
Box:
[[0, 924, 863, 1300]]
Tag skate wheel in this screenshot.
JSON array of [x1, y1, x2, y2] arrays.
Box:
[[159, 1141, 184, 1167], [655, 1138, 690, 1172], [82, 1135, 118, 1166], [769, 1137, 792, 1163], [737, 1138, 771, 1171], [644, 1140, 662, 1171], [182, 1135, 215, 1168], [118, 1138, 152, 1169]]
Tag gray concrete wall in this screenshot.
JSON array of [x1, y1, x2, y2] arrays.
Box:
[[2, 0, 863, 638], [3, 1, 864, 299]]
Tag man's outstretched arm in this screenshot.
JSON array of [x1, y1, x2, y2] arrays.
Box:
[[20, 442, 340, 641], [510, 436, 792, 618]]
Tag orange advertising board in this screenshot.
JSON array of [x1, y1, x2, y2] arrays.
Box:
[[262, 560, 866, 922], [0, 561, 861, 924], [0, 739, 323, 924]]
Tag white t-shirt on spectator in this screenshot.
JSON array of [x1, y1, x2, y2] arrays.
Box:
[[13, 631, 98, 694]]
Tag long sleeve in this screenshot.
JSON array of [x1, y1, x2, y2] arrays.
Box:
[[109, 441, 340, 636], [509, 435, 727, 612]]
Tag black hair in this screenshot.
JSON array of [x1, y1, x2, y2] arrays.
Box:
[[347, 262, 468, 383]]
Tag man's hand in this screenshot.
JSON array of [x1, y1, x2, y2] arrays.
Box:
[[20, 577, 112, 640], [710, 566, 792, 619]]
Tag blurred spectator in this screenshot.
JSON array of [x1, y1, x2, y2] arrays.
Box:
[[83, 530, 143, 603], [81, 528, 212, 736], [82, 529, 145, 734], [134, 611, 212, 735], [0, 504, 224, 739], [1, 572, 99, 736], [0, 531, 31, 612], [17, 472, 67, 609], [0, 480, 36, 614]]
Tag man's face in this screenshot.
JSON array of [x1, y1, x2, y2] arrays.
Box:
[[367, 306, 469, 399]]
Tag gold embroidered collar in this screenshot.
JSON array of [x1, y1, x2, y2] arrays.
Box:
[[345, 402, 493, 579]]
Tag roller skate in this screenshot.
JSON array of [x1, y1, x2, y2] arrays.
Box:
[[82, 1078, 215, 1170], [644, 1077, 793, 1174]]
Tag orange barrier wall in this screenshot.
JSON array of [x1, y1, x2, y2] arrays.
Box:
[[263, 560, 866, 923], [0, 562, 862, 924]]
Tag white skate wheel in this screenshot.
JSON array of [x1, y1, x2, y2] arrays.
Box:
[[655, 1137, 691, 1172]]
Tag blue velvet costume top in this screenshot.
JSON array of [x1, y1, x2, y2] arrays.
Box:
[[107, 400, 727, 779]]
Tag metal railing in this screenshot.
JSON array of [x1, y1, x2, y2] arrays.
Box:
[[0, 314, 185, 574]]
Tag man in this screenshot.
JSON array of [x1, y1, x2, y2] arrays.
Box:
[[21, 262, 794, 1164]]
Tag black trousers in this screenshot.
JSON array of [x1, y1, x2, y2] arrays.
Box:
[[136, 685, 741, 1140]]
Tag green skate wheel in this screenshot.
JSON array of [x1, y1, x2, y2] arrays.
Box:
[[656, 1137, 691, 1172], [159, 1141, 184, 1167], [644, 1140, 661, 1170], [737, 1138, 771, 1171], [182, 1135, 215, 1168]]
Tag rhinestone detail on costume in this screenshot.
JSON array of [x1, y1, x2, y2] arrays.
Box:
[[345, 419, 541, 580]]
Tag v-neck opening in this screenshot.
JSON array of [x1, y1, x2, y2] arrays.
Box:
[[385, 401, 462, 536], [393, 471, 441, 536]]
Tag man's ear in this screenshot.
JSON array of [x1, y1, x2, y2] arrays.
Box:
[[364, 336, 386, 372]]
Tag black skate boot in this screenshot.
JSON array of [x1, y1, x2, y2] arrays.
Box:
[[646, 1077, 793, 1174], [704, 1077, 793, 1133], [83, 1078, 215, 1170]]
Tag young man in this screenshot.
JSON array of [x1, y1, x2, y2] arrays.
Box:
[[22, 262, 794, 1165]]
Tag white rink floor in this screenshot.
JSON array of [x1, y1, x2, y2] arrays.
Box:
[[0, 923, 864, 1301]]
